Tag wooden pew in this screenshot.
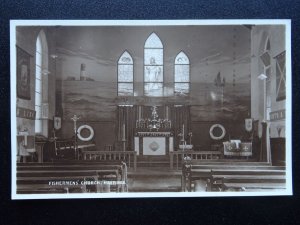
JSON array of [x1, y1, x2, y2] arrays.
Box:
[[181, 160, 272, 187], [222, 183, 286, 191], [16, 161, 128, 194], [18, 168, 123, 190], [217, 174, 286, 192], [181, 161, 286, 192], [17, 174, 97, 194], [17, 172, 123, 194], [17, 161, 126, 182]]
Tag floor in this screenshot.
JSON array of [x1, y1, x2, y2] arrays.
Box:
[[127, 167, 182, 192], [126, 167, 206, 192]]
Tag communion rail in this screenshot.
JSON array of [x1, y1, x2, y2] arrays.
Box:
[[169, 150, 222, 170], [83, 150, 137, 171]]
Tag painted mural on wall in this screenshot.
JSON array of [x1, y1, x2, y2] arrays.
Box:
[[58, 48, 251, 122], [190, 82, 250, 121], [56, 25, 251, 122], [60, 79, 250, 122], [61, 81, 116, 121]]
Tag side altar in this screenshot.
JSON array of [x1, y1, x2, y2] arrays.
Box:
[[134, 132, 174, 156]]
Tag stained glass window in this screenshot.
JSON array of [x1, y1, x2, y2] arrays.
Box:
[[35, 30, 48, 135], [118, 51, 134, 96], [144, 33, 163, 96], [174, 51, 190, 95]]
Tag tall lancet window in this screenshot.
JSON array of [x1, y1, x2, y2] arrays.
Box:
[[118, 51, 134, 96], [144, 33, 163, 96], [174, 51, 190, 95], [35, 30, 48, 135], [260, 38, 271, 120]]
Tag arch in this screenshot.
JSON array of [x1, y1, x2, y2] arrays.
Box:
[[260, 36, 271, 68], [118, 51, 133, 64], [258, 35, 272, 121], [175, 51, 190, 64], [144, 32, 163, 48]]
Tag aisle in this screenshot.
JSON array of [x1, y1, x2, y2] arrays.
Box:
[[127, 167, 182, 192]]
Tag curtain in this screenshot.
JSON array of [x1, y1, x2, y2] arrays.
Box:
[[170, 105, 191, 148], [116, 106, 137, 151]]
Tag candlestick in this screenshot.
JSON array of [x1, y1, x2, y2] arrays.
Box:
[[70, 114, 80, 159]]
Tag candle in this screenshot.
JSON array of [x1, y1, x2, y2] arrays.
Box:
[[138, 106, 141, 120], [166, 106, 169, 120], [122, 123, 126, 140], [24, 134, 28, 146], [182, 124, 185, 142]]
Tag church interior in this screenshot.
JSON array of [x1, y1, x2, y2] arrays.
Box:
[[14, 24, 287, 194]]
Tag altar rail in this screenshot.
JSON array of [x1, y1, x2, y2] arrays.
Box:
[[169, 151, 222, 170], [83, 151, 137, 171]]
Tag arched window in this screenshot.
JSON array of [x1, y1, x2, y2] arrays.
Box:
[[118, 51, 134, 96], [35, 30, 48, 135], [144, 33, 163, 96], [260, 38, 271, 120], [174, 51, 190, 95]]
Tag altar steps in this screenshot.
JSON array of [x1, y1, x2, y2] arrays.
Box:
[[136, 155, 170, 168]]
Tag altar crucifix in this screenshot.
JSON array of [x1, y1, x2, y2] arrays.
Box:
[[54, 116, 61, 130], [71, 115, 80, 158]]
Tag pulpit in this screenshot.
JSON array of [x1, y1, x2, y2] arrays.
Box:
[[134, 132, 173, 156]]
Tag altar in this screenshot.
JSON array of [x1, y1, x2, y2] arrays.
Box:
[[134, 132, 174, 156]]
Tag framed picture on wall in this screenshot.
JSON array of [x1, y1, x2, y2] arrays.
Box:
[[17, 46, 32, 100], [275, 51, 286, 101]]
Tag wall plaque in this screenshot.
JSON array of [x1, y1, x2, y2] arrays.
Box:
[[270, 109, 285, 121], [17, 107, 36, 120]]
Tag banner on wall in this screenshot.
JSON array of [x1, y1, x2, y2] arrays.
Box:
[[245, 118, 253, 132], [53, 116, 61, 130]]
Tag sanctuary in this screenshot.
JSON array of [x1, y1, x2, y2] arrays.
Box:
[[12, 21, 289, 196]]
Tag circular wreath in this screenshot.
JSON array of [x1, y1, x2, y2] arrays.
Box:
[[77, 125, 94, 141], [209, 124, 226, 140]]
